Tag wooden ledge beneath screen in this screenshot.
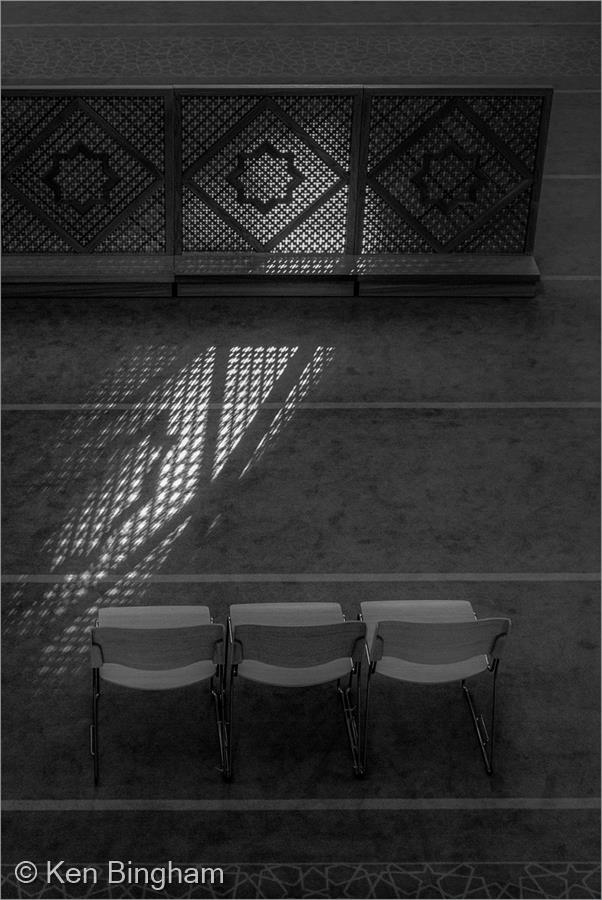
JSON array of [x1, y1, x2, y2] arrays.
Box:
[[1, 254, 176, 298], [1, 252, 540, 298]]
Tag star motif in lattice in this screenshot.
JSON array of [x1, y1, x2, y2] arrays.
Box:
[[226, 140, 305, 213], [44, 141, 120, 214], [411, 141, 489, 214]]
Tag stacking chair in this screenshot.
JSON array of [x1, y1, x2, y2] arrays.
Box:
[[227, 602, 366, 777], [360, 600, 511, 775], [89, 605, 229, 785]]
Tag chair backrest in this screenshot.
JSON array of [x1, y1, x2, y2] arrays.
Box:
[[230, 602, 345, 627], [373, 618, 511, 666], [97, 605, 211, 628], [232, 621, 366, 668], [90, 624, 225, 670]]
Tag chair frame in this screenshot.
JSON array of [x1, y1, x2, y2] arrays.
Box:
[[462, 656, 500, 775], [226, 619, 366, 778], [89, 621, 231, 785], [361, 616, 510, 776]]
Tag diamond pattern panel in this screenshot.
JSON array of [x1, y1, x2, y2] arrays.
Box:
[[367, 95, 443, 171], [454, 191, 533, 253], [276, 94, 353, 169], [275, 186, 349, 252], [362, 94, 544, 253], [83, 95, 166, 169], [469, 95, 544, 171], [1, 94, 166, 253], [93, 188, 167, 253], [1, 192, 74, 253], [180, 95, 262, 169], [1, 95, 71, 162], [182, 187, 257, 252], [181, 93, 354, 252], [2, 90, 548, 258], [362, 186, 434, 253]]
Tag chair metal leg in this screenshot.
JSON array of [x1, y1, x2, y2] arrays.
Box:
[[212, 668, 232, 782], [90, 669, 100, 786], [337, 664, 364, 777], [462, 661, 499, 775], [361, 665, 374, 774], [225, 671, 233, 779]]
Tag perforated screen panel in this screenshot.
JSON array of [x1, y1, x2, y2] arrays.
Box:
[[1, 93, 168, 253], [1, 88, 550, 258], [180, 92, 357, 253], [360, 93, 546, 254]]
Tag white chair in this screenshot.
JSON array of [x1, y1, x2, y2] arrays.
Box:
[[89, 605, 229, 784], [360, 600, 511, 774], [227, 602, 366, 777]]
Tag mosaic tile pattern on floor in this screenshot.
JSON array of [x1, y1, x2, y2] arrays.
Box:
[[1, 861, 600, 898]]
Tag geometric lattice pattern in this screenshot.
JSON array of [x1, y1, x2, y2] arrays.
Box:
[[362, 93, 545, 254], [1, 862, 599, 898], [180, 93, 356, 252], [1, 94, 167, 253], [1, 88, 550, 257]]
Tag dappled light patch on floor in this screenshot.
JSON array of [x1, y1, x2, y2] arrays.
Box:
[[17, 343, 335, 684], [242, 345, 335, 478], [212, 345, 298, 479]]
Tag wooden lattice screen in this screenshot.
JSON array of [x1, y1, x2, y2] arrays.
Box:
[[1, 87, 551, 260], [2, 89, 174, 254], [358, 90, 548, 255], [179, 90, 361, 255]]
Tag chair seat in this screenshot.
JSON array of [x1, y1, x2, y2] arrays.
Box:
[[230, 602, 353, 686], [100, 660, 216, 689], [360, 600, 487, 683], [97, 605, 215, 688], [234, 658, 354, 687], [374, 655, 488, 683]]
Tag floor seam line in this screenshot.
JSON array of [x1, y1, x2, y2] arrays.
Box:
[[2, 402, 600, 411], [5, 21, 602, 26], [2, 573, 600, 584], [544, 174, 600, 179], [3, 798, 600, 811]]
